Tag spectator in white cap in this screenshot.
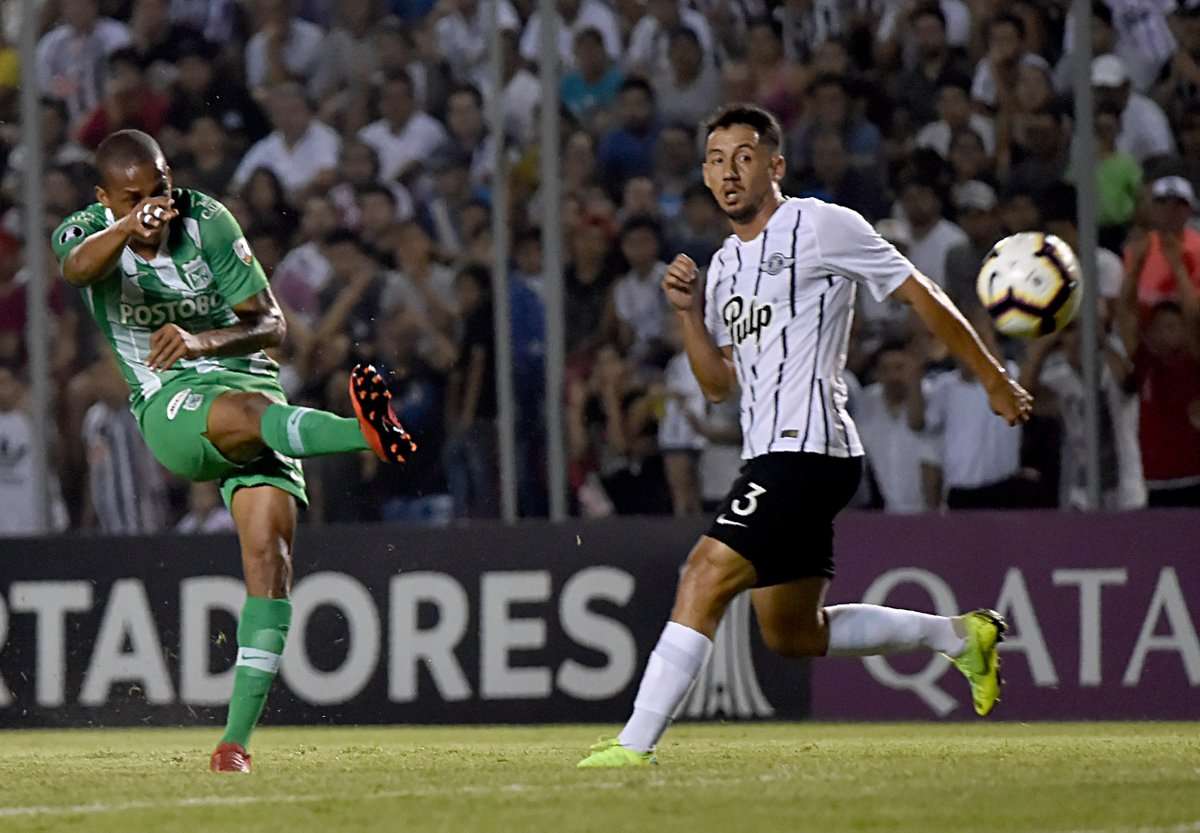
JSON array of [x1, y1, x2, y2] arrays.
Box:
[[1092, 53, 1175, 163], [943, 180, 1003, 311], [1125, 175, 1200, 313]]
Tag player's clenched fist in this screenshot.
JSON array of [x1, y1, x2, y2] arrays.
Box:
[[124, 195, 178, 243], [662, 253, 701, 312]]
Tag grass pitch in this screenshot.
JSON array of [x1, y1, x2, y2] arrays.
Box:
[[1, 723, 1197, 833]]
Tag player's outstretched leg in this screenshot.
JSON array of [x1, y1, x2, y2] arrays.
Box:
[[578, 538, 755, 768], [211, 486, 297, 773], [822, 604, 1006, 715], [754, 588, 1007, 717], [206, 365, 416, 466]]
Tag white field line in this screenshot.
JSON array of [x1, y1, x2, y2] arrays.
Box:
[[0, 773, 785, 819]]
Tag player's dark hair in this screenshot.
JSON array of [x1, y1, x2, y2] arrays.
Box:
[[95, 129, 165, 180], [704, 104, 784, 155], [618, 77, 655, 100], [448, 83, 484, 109], [909, 1, 946, 29], [573, 26, 605, 48], [989, 12, 1026, 40]]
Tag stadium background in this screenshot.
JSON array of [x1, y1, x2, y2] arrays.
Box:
[[0, 0, 1198, 729]]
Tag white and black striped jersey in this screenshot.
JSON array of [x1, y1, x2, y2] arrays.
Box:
[[703, 197, 915, 460]]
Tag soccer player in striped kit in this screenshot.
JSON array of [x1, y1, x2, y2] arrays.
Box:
[[579, 105, 1033, 767]]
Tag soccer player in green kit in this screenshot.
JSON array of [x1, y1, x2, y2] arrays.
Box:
[[52, 130, 415, 773]]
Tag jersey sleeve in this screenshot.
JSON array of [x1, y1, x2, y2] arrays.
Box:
[[703, 256, 733, 348], [50, 208, 108, 266], [813, 203, 915, 302], [199, 199, 270, 307]]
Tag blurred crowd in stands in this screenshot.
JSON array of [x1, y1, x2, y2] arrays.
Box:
[[0, 0, 1199, 534]]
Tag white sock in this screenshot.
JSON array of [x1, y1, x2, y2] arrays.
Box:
[[617, 621, 712, 753], [825, 604, 964, 657]]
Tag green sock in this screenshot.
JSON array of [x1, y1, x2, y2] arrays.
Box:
[[220, 596, 292, 748], [259, 403, 368, 458]]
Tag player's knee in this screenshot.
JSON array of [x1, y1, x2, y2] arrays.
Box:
[[209, 393, 272, 454], [680, 547, 745, 599], [241, 534, 293, 597]]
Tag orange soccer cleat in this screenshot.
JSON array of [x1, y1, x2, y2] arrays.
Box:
[[348, 363, 417, 464]]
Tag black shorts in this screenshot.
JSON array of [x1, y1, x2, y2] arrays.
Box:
[[704, 452, 862, 587]]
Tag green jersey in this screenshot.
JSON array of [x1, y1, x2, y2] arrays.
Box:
[[51, 188, 278, 414]]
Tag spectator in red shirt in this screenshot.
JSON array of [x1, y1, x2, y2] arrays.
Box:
[[1124, 175, 1200, 314], [1119, 224, 1200, 507], [76, 48, 169, 149]]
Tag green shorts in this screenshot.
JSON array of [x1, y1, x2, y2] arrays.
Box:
[[135, 371, 308, 508]]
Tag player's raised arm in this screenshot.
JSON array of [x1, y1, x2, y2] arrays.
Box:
[[662, 253, 736, 403], [892, 273, 1032, 425], [56, 195, 178, 287]]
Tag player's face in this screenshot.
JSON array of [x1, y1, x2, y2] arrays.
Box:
[[97, 158, 173, 241], [703, 125, 783, 225]]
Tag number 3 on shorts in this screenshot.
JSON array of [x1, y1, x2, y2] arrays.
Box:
[[730, 481, 767, 516]]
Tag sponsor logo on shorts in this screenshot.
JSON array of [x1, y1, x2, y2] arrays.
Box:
[[166, 389, 191, 421], [166, 389, 205, 420], [715, 514, 748, 528], [119, 292, 223, 327]]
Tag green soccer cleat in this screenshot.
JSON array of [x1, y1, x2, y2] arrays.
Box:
[[950, 609, 1008, 717], [576, 738, 656, 768]]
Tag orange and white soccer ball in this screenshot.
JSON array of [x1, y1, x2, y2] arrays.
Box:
[[976, 231, 1082, 338]]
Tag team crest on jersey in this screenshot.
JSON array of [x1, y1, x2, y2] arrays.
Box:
[[166, 389, 204, 420], [762, 252, 795, 276], [722, 295, 773, 345], [58, 225, 85, 246], [233, 236, 254, 265]]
